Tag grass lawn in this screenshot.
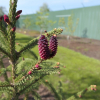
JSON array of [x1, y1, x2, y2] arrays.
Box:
[[15, 33, 100, 100]]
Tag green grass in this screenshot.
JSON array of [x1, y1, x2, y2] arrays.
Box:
[[15, 33, 100, 100]]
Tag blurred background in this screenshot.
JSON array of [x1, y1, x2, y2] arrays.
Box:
[[0, 0, 100, 39]]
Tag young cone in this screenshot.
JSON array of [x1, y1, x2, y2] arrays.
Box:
[[16, 10, 22, 15], [12, 27, 16, 32], [38, 35, 50, 60], [49, 35, 58, 58], [16, 15, 20, 20], [4, 14, 10, 24], [35, 64, 39, 68]]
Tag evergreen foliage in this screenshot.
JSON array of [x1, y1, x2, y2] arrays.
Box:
[[0, 0, 63, 99]]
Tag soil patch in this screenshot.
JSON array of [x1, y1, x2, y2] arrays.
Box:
[[57, 35, 100, 60]]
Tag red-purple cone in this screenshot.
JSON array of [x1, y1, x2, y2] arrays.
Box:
[[49, 35, 58, 58], [28, 71, 32, 75], [12, 27, 16, 32], [4, 14, 10, 23], [16, 15, 20, 20], [16, 10, 22, 15], [38, 35, 50, 60]]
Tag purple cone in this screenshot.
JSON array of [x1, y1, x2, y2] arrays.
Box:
[[12, 27, 16, 32], [4, 14, 10, 23], [16, 10, 22, 15], [38, 35, 50, 60], [49, 36, 58, 58], [16, 15, 20, 20]]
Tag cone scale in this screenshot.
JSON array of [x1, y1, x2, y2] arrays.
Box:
[[49, 35, 58, 58]]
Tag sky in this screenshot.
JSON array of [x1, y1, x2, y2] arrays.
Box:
[[0, 0, 100, 15]]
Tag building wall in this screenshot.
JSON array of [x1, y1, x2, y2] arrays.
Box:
[[19, 5, 100, 40]]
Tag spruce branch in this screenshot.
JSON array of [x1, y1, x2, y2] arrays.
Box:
[[15, 58, 60, 87], [27, 50, 38, 60], [16, 43, 38, 60], [0, 84, 14, 87], [42, 79, 61, 100], [0, 0, 64, 99], [7, 0, 18, 88], [0, 58, 9, 82], [0, 47, 11, 58], [16, 58, 36, 75], [7, 0, 18, 62], [17, 75, 45, 96], [67, 85, 96, 100], [17, 28, 63, 59], [57, 80, 63, 99], [31, 91, 41, 100], [15, 58, 44, 83], [0, 81, 14, 88], [0, 21, 8, 41], [18, 38, 39, 58], [9, 60, 16, 83], [15, 66, 60, 94], [0, 33, 10, 53]]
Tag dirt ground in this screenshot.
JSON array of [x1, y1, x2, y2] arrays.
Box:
[[1, 30, 100, 100], [58, 35, 100, 60]]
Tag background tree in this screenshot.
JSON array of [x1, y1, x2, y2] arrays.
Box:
[[67, 14, 79, 36], [58, 13, 79, 39], [35, 3, 56, 34], [39, 3, 50, 12], [22, 17, 35, 34], [58, 17, 67, 33], [23, 17, 33, 29]]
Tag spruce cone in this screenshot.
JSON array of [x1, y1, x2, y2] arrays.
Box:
[[16, 15, 20, 20], [4, 14, 10, 24], [28, 71, 32, 75], [16, 10, 22, 15], [38, 35, 50, 60], [49, 35, 58, 58], [12, 27, 16, 32]]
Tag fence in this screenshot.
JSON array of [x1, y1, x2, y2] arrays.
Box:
[[18, 5, 100, 40]]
